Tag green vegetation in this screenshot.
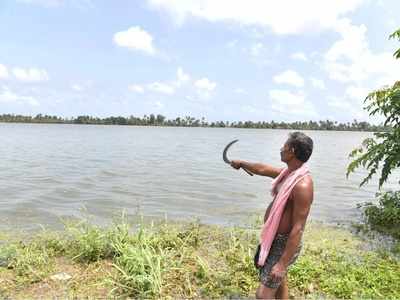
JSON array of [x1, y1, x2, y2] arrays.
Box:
[[391, 29, 400, 59], [0, 217, 399, 299], [357, 191, 400, 240], [0, 113, 389, 131], [347, 80, 400, 187], [347, 28, 400, 241], [347, 28, 400, 188]]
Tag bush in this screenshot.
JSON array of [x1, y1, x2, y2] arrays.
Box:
[[358, 191, 400, 239]]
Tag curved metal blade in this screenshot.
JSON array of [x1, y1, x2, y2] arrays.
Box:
[[223, 139, 238, 164]]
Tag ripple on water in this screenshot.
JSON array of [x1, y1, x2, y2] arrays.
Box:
[[1, 125, 399, 231]]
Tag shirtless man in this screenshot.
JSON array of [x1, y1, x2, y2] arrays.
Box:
[[231, 132, 314, 299]]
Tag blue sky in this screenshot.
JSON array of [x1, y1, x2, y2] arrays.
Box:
[[0, 0, 399, 122]]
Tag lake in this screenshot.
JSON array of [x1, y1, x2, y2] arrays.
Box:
[[1, 123, 398, 231]]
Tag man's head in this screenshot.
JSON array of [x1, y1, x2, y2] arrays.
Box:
[[280, 132, 313, 164]]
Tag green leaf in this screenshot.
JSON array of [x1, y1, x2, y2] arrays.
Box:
[[347, 73, 400, 187]]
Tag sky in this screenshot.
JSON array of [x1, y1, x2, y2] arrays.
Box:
[[0, 0, 399, 123]]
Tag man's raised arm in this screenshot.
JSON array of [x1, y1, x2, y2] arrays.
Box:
[[230, 160, 283, 178]]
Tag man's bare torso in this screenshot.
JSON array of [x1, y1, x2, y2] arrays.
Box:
[[263, 175, 313, 234]]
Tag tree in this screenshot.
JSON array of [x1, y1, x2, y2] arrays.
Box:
[[347, 29, 400, 188], [392, 29, 400, 59], [156, 114, 165, 125]]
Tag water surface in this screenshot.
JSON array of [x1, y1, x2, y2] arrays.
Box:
[[1, 124, 397, 231]]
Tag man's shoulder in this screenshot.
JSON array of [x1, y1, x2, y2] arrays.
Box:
[[291, 175, 313, 199], [296, 174, 313, 188]]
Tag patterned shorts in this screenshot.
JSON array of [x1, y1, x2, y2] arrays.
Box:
[[259, 233, 302, 289]]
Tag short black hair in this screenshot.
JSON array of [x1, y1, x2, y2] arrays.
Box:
[[287, 132, 313, 162]]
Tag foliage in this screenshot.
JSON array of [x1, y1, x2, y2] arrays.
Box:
[[1, 219, 400, 299], [65, 220, 115, 263], [390, 29, 400, 59], [0, 113, 390, 131], [357, 191, 400, 239], [347, 29, 400, 187]]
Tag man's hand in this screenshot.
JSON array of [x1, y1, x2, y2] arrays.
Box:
[[230, 160, 241, 170], [269, 261, 286, 283]]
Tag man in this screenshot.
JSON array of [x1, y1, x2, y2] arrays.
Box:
[[230, 132, 314, 299]]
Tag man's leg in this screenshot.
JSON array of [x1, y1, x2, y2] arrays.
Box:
[[256, 283, 277, 299], [276, 277, 289, 299]]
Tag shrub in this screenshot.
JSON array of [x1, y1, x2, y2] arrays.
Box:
[[358, 191, 400, 239]]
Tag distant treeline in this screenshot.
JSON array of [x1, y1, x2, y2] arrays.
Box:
[[0, 113, 389, 131]]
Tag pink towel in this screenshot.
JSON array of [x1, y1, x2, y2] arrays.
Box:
[[257, 164, 310, 266]]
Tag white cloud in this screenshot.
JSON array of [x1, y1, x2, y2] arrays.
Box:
[[71, 80, 93, 92], [113, 26, 156, 55], [324, 19, 400, 88], [327, 96, 349, 109], [0, 86, 40, 106], [128, 84, 145, 93], [194, 77, 217, 99], [310, 77, 326, 89], [327, 96, 366, 120], [128, 67, 189, 95], [345, 85, 369, 100], [291, 52, 308, 61], [147, 81, 175, 94], [0, 87, 18, 103], [269, 89, 305, 106], [273, 70, 304, 87], [12, 67, 49, 82], [147, 0, 364, 34], [155, 101, 164, 108], [195, 78, 216, 91], [244, 43, 273, 66], [269, 89, 317, 118], [0, 64, 9, 79], [327, 85, 373, 121], [321, 18, 399, 122], [176, 67, 190, 84], [127, 68, 216, 99]]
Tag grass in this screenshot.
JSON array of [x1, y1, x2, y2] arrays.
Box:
[[0, 215, 399, 299]]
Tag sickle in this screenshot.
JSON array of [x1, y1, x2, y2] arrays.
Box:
[[223, 139, 253, 176]]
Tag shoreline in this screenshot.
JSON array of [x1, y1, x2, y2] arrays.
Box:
[[0, 121, 384, 133], [0, 209, 365, 236], [1, 217, 399, 299]]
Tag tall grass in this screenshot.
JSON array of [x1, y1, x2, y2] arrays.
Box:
[[0, 216, 399, 299]]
